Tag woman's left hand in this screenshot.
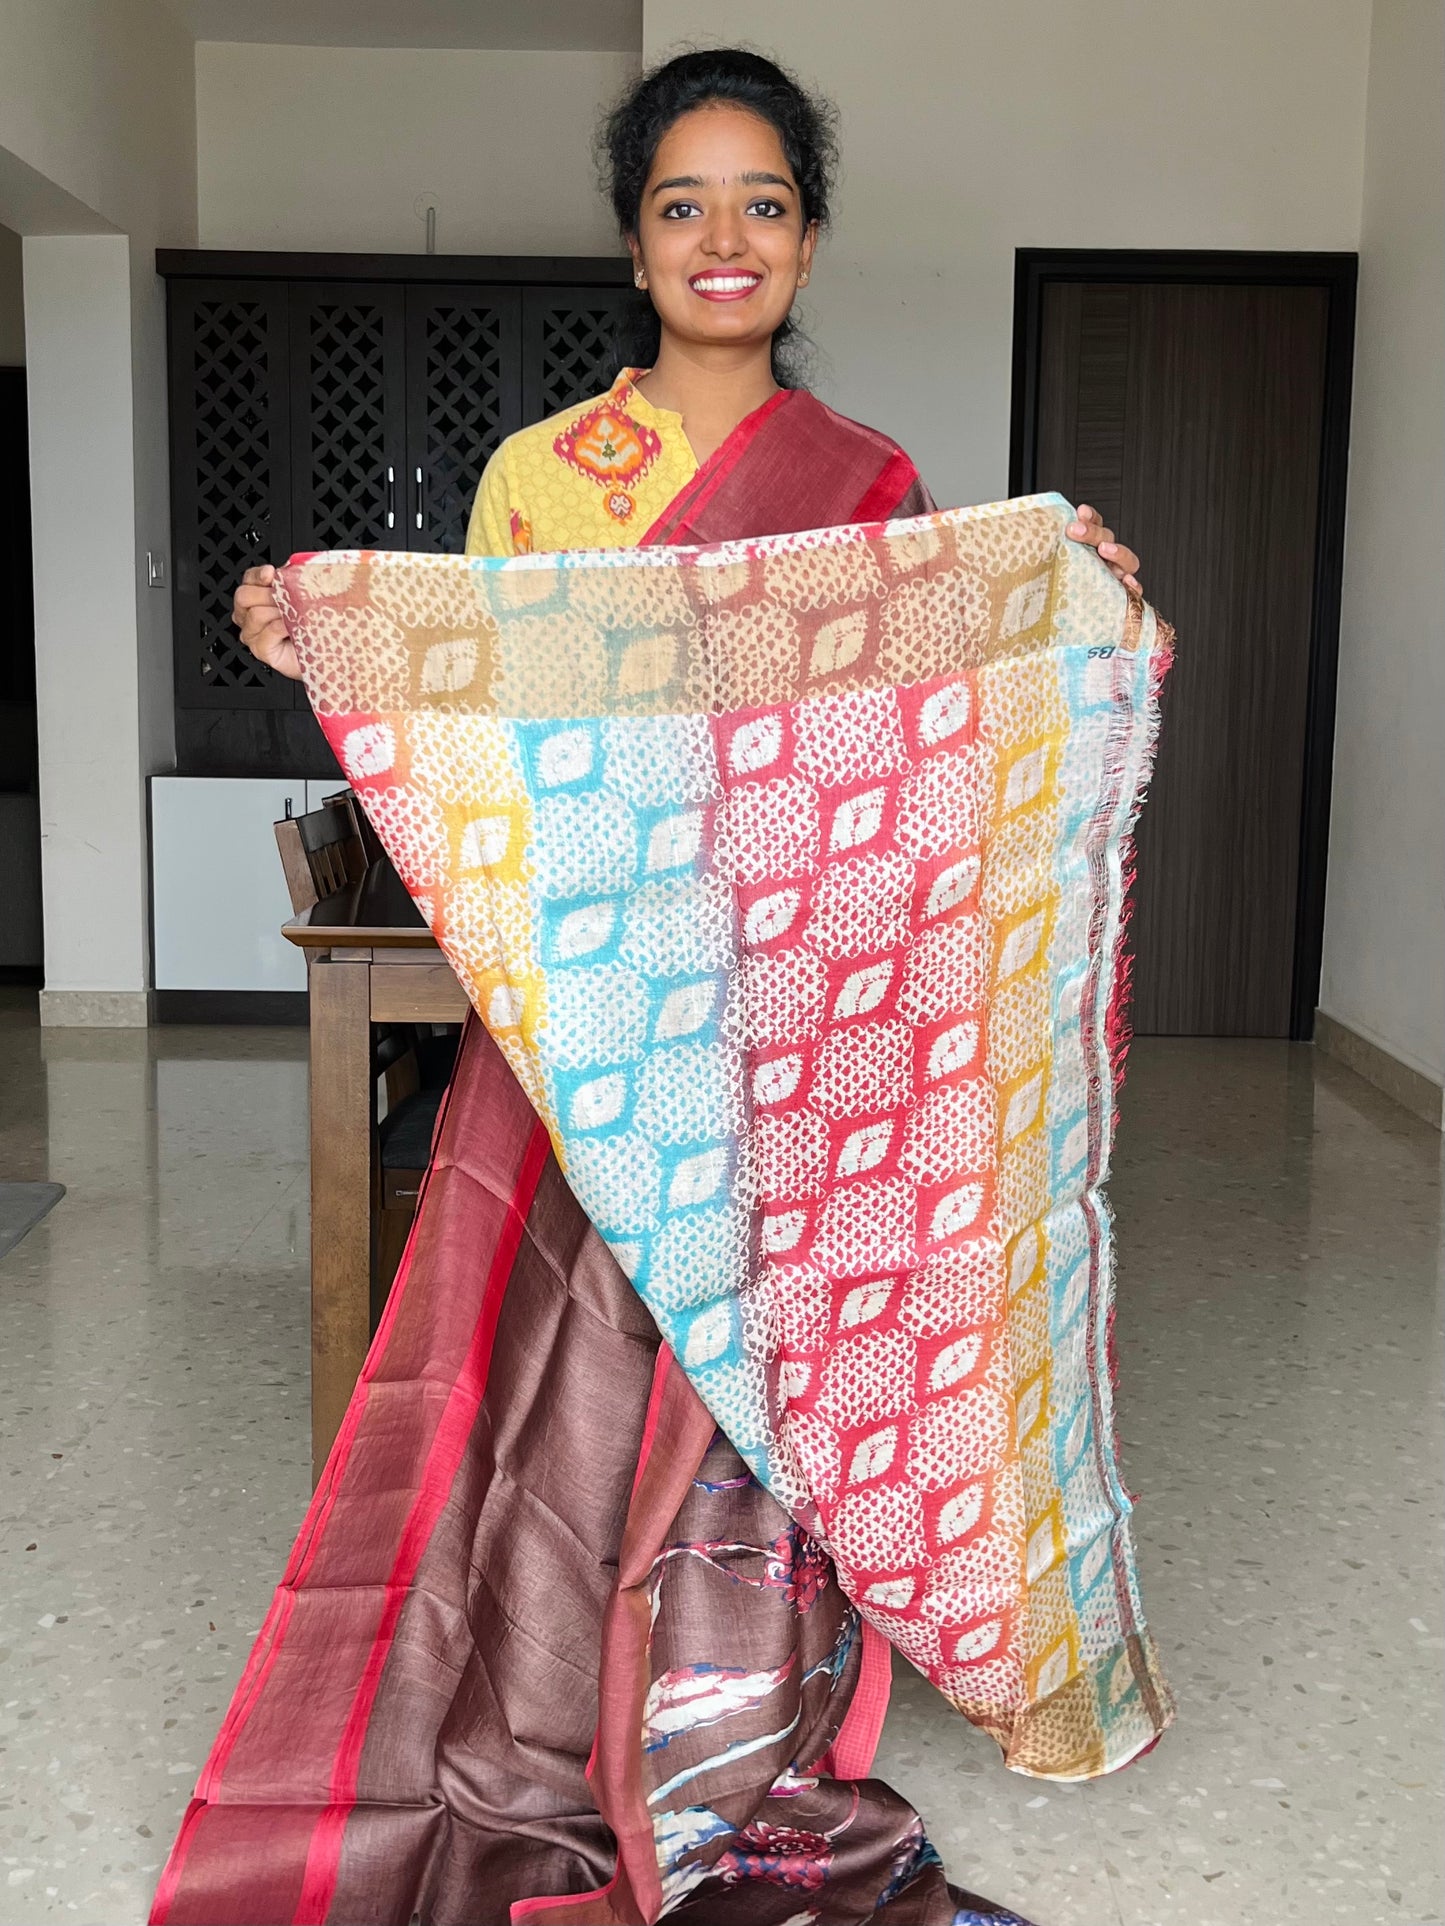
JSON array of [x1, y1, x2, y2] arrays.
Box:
[[1067, 504, 1142, 593]]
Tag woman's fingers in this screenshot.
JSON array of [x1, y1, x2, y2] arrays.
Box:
[[1066, 509, 1144, 589], [233, 582, 279, 619], [244, 614, 302, 680], [231, 562, 303, 679], [243, 612, 289, 658]]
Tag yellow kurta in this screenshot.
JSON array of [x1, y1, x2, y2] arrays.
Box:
[[465, 368, 697, 560]]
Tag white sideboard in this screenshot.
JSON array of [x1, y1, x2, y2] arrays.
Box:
[[150, 776, 340, 992]]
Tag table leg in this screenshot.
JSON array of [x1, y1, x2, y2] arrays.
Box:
[[307, 955, 373, 1483]]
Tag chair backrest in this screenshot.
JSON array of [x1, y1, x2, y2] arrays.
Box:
[[274, 790, 368, 915]]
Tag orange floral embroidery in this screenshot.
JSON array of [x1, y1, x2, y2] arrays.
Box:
[[553, 399, 662, 490], [509, 508, 533, 554]]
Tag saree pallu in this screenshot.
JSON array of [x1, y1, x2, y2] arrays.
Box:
[[154, 406, 1037, 1925]]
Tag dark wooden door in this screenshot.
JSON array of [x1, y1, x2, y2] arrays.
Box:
[[1032, 278, 1331, 1036], [522, 286, 636, 422], [404, 286, 521, 554], [289, 283, 407, 555], [168, 280, 294, 711], [0, 367, 34, 718]]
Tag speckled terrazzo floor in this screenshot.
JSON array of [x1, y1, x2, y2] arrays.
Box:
[[0, 988, 1440, 1926]]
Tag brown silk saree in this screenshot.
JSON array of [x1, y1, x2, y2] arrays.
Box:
[[153, 393, 1037, 1925]]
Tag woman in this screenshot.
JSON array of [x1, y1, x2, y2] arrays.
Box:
[[188, 50, 1146, 1926]]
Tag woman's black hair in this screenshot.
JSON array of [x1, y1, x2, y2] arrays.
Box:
[[597, 47, 839, 387]]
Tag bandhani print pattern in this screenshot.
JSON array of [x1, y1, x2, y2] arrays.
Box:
[[278, 493, 1175, 1780]]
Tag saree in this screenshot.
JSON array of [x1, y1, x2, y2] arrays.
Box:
[[154, 395, 1169, 1926]]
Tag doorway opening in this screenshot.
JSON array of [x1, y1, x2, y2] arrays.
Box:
[[0, 222, 40, 986]]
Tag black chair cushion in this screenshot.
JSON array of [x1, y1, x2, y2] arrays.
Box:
[[379, 1087, 445, 1170]]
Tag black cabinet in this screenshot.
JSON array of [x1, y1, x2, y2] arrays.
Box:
[[162, 252, 633, 774], [404, 286, 521, 554]]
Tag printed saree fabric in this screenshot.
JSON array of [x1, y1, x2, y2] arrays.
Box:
[[276, 493, 1174, 1784]]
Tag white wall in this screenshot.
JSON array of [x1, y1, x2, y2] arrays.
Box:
[[24, 236, 149, 1002], [1319, 0, 1445, 1086], [642, 0, 1371, 506], [197, 44, 636, 255], [0, 0, 197, 1019], [0, 222, 22, 363]]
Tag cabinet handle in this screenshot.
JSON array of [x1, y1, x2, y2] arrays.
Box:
[[386, 464, 396, 531], [415, 466, 424, 532]]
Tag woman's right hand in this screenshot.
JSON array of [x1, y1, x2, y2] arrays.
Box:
[[233, 565, 303, 681]]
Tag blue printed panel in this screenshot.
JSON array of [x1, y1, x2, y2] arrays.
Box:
[[508, 715, 774, 1483]]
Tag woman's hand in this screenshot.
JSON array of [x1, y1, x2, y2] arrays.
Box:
[[232, 565, 303, 681], [1067, 505, 1142, 594]]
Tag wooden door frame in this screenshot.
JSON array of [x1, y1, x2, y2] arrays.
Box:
[[1009, 248, 1357, 1042]]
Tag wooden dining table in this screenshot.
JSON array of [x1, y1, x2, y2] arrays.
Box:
[[283, 860, 469, 1481]]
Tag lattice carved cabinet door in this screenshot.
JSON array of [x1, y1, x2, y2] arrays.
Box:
[[168, 280, 293, 709], [289, 284, 408, 555], [522, 287, 635, 424], [405, 287, 521, 553]]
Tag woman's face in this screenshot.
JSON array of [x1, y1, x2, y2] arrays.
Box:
[[630, 102, 817, 358]]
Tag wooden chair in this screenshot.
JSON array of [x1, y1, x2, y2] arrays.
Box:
[[273, 790, 460, 1324], [273, 789, 370, 915]]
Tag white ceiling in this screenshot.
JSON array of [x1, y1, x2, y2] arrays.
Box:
[[164, 0, 642, 52]]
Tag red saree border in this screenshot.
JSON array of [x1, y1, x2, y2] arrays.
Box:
[[150, 1082, 551, 1926], [509, 1874, 628, 1926], [149, 1072, 467, 1926], [639, 388, 794, 545], [818, 1621, 893, 1781], [851, 447, 923, 525], [293, 1122, 551, 1926]]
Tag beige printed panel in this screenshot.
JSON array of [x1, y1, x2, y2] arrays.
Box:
[[281, 499, 1108, 721]]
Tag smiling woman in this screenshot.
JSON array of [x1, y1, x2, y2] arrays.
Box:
[[185, 46, 1155, 1926]]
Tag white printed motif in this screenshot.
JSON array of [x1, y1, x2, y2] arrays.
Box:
[[654, 979, 720, 1040], [833, 961, 894, 1020], [835, 1123, 894, 1180], [744, 889, 802, 945], [729, 714, 783, 774], [828, 787, 888, 853], [752, 1054, 803, 1105], [535, 728, 592, 787], [342, 722, 396, 779], [570, 1074, 626, 1130], [554, 902, 615, 959], [645, 811, 702, 872], [918, 682, 970, 745], [837, 1278, 894, 1327], [458, 815, 512, 870], [925, 856, 981, 919]]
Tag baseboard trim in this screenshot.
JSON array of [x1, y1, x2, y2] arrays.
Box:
[[151, 989, 309, 1026], [39, 989, 149, 1029], [1314, 1010, 1443, 1129]]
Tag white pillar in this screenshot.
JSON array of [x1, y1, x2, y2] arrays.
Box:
[[25, 233, 150, 1024]]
